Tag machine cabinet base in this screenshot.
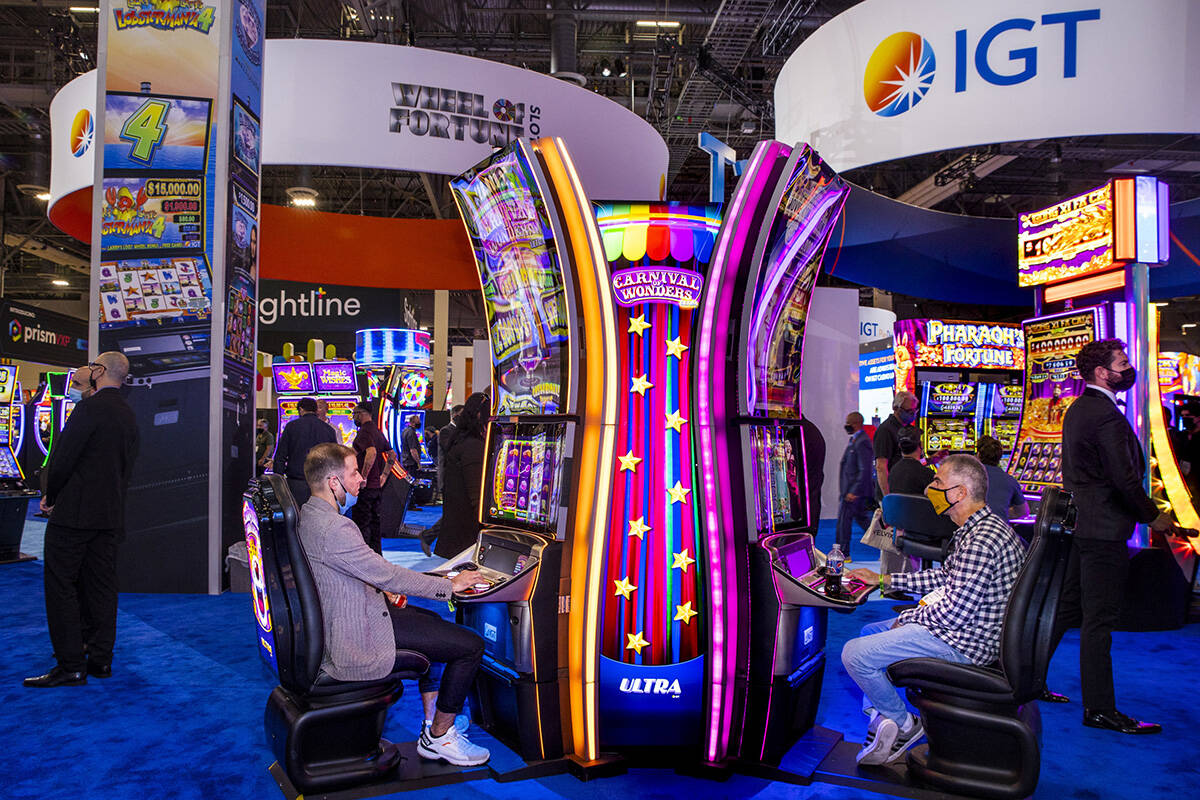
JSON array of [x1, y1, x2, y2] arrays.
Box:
[[566, 752, 628, 781], [268, 742, 489, 799]]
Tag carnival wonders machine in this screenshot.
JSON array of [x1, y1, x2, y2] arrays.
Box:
[[892, 318, 1025, 457], [1012, 177, 1198, 626], [447, 138, 621, 770]]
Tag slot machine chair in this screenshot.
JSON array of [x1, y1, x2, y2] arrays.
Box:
[[253, 474, 431, 793], [881, 493, 958, 567], [886, 487, 1076, 800]]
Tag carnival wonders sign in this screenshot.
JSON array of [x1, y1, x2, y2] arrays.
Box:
[[612, 267, 704, 309]]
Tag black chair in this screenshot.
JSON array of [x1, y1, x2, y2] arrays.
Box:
[[247, 474, 431, 794], [886, 486, 1076, 800], [881, 493, 958, 567]]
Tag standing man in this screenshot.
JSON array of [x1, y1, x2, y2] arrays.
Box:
[[351, 403, 394, 553], [255, 418, 274, 476], [315, 399, 340, 440], [1054, 339, 1171, 734], [874, 391, 920, 500], [24, 352, 139, 688], [401, 414, 424, 509], [836, 412, 875, 560], [272, 397, 337, 507]]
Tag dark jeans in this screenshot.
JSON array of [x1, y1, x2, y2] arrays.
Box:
[[836, 498, 874, 555], [389, 604, 483, 715], [352, 486, 384, 553], [1051, 537, 1129, 710], [44, 523, 119, 672]]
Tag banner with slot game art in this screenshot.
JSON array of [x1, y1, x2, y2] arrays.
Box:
[[94, 0, 261, 595]]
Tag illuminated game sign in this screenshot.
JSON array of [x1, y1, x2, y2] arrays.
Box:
[[355, 328, 431, 368], [450, 144, 569, 415], [242, 498, 277, 673], [271, 362, 314, 394], [894, 318, 1025, 391], [611, 267, 704, 309], [313, 361, 357, 393], [1008, 308, 1102, 494], [1159, 352, 1200, 399], [0, 366, 15, 405], [1019, 177, 1170, 288]]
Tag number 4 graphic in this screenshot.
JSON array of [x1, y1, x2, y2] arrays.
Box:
[[119, 98, 170, 165]]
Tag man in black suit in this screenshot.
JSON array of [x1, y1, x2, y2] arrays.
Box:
[[1054, 339, 1171, 733], [25, 352, 140, 687], [271, 396, 338, 507]]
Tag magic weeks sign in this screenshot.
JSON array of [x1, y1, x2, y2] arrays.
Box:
[[612, 267, 704, 309]]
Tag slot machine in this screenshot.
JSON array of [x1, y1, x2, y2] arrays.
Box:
[[445, 138, 619, 766], [0, 365, 38, 564], [982, 383, 1025, 466], [688, 140, 866, 767], [9, 381, 24, 463]]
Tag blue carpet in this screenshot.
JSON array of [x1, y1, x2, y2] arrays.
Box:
[[1, 516, 1197, 799]]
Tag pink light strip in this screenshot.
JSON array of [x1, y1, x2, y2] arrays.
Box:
[[696, 140, 784, 763]]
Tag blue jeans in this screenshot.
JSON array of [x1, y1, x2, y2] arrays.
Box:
[[841, 617, 971, 725]]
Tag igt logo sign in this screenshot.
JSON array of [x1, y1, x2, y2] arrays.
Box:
[[864, 8, 1101, 116]]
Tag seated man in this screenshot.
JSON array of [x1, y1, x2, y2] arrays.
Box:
[[297, 442, 490, 767], [842, 454, 1026, 766]]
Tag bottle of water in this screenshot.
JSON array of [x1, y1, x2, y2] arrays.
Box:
[[826, 544, 845, 583]]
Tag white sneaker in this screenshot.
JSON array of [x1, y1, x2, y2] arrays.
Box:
[[422, 716, 470, 736], [883, 714, 924, 765], [417, 724, 490, 766], [856, 716, 898, 765]]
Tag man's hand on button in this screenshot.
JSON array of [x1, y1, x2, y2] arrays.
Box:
[[450, 570, 487, 593]]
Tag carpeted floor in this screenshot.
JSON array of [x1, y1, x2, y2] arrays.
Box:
[[2, 514, 1197, 799]]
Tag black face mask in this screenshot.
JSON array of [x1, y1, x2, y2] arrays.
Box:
[[844, 424, 855, 434], [1107, 366, 1136, 393], [1183, 417, 1197, 431]]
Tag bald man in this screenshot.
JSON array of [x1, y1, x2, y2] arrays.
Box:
[[25, 352, 140, 688]]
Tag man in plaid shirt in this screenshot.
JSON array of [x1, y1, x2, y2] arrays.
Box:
[[843, 454, 1026, 766]]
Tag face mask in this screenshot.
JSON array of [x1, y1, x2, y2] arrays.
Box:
[[66, 386, 83, 402], [898, 408, 918, 425], [1107, 366, 1136, 393], [844, 424, 855, 434], [925, 483, 960, 515], [335, 478, 358, 515]]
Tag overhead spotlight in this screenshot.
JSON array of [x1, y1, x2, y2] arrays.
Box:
[[17, 183, 49, 200], [600, 59, 612, 77], [68, 5, 100, 12], [35, 191, 53, 202], [286, 186, 318, 208], [616, 59, 627, 77], [740, 119, 756, 134], [52, 279, 70, 287], [636, 20, 681, 28]]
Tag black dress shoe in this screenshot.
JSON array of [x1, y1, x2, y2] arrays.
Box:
[[1040, 688, 1070, 703], [1083, 708, 1162, 734], [87, 662, 112, 679], [23, 666, 87, 688]]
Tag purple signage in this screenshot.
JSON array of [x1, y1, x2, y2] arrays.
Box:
[[611, 267, 704, 308], [1017, 183, 1114, 287], [313, 360, 358, 393], [272, 362, 315, 394]]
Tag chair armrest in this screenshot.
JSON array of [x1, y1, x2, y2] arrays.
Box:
[[888, 657, 1017, 704]]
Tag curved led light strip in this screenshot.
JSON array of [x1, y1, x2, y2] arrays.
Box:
[[1147, 308, 1200, 535]]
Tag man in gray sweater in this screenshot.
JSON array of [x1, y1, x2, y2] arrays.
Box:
[[298, 442, 490, 766]]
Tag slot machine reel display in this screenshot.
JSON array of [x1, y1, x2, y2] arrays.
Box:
[[271, 361, 359, 448], [0, 366, 38, 563]]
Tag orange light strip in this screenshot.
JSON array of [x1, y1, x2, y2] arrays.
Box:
[[1114, 178, 1137, 262], [536, 138, 620, 764], [1147, 308, 1200, 534], [1043, 268, 1125, 303]]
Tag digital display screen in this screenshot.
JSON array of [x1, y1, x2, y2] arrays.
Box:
[[1008, 308, 1101, 494], [997, 384, 1024, 416], [484, 421, 567, 534], [450, 144, 569, 415], [272, 362, 314, 394], [924, 382, 977, 416], [1018, 183, 1115, 287], [0, 448, 22, 480], [478, 534, 533, 576], [749, 423, 807, 534], [0, 366, 16, 405], [0, 407, 9, 448], [355, 328, 431, 368], [780, 540, 815, 578], [313, 361, 358, 394], [924, 417, 974, 453], [746, 145, 849, 417]]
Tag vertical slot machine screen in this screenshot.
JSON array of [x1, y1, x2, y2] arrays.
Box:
[[483, 421, 567, 534], [0, 366, 13, 449], [450, 146, 570, 416], [1008, 308, 1100, 496], [745, 146, 850, 418], [749, 423, 807, 535], [0, 448, 23, 480]]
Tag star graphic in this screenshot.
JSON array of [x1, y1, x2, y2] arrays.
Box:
[[613, 577, 637, 599], [631, 374, 653, 396], [665, 337, 689, 359], [618, 450, 642, 472], [668, 481, 691, 505], [626, 631, 650, 655], [665, 410, 687, 432], [674, 602, 698, 624], [672, 547, 695, 572], [628, 314, 651, 336], [628, 516, 650, 539]]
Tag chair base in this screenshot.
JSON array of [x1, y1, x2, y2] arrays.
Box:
[[268, 741, 492, 799], [904, 688, 1041, 800], [265, 684, 403, 794]]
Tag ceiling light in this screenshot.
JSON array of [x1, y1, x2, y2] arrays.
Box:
[[35, 192, 52, 202], [286, 186, 318, 208], [616, 58, 627, 77], [636, 20, 680, 28], [69, 6, 100, 12], [52, 279, 69, 287], [1182, 323, 1197, 330], [600, 60, 612, 77]]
